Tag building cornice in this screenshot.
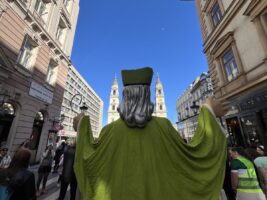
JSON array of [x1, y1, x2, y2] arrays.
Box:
[[203, 0, 246, 53], [5, 0, 71, 66], [243, 0, 267, 20], [221, 73, 267, 100]]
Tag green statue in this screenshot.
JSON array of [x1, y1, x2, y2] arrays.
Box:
[[74, 67, 227, 200]]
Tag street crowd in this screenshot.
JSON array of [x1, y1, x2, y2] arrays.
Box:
[[0, 140, 77, 200], [1, 140, 267, 200], [0, 134, 266, 200]]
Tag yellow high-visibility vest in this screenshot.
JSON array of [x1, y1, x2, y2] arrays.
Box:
[[237, 156, 262, 193]]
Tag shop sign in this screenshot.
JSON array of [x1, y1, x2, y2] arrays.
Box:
[[29, 81, 53, 104], [53, 122, 64, 131]]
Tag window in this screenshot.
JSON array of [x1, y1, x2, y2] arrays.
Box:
[[211, 2, 222, 27], [159, 105, 163, 110], [35, 0, 46, 15], [112, 105, 115, 111], [46, 60, 58, 85], [262, 12, 267, 35], [17, 36, 38, 69], [35, 0, 50, 23], [158, 89, 161, 95], [56, 19, 67, 45], [113, 90, 116, 95], [64, 0, 72, 13], [222, 48, 238, 81]]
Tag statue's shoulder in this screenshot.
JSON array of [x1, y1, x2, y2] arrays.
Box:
[[150, 116, 172, 127], [101, 118, 124, 131]]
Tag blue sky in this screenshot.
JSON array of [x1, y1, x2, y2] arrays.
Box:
[[71, 0, 208, 125]]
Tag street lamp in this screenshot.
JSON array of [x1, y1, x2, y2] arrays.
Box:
[[70, 93, 88, 114], [80, 102, 88, 114], [190, 101, 200, 116]]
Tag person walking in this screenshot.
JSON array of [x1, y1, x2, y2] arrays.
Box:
[[229, 146, 265, 200], [0, 145, 11, 169], [222, 153, 236, 200], [254, 145, 267, 197], [58, 141, 77, 200], [0, 148, 36, 200], [57, 154, 64, 187], [53, 141, 66, 173], [36, 144, 54, 197]]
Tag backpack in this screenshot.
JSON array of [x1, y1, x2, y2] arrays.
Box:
[[0, 169, 31, 200], [0, 184, 12, 200]]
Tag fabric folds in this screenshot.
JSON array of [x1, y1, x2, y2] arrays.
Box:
[[74, 105, 227, 200]]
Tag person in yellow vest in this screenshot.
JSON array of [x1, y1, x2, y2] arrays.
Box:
[[229, 147, 265, 200]]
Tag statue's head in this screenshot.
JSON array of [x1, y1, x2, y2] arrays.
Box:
[[118, 67, 154, 128]]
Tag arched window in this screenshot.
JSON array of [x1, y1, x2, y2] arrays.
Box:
[[112, 105, 115, 110], [0, 103, 15, 144], [158, 89, 161, 95], [113, 90, 116, 95], [160, 105, 163, 110]]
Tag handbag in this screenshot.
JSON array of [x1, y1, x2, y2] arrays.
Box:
[[40, 151, 53, 167], [40, 158, 52, 167]]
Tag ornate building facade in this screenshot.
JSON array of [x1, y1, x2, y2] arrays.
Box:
[[0, 0, 79, 162], [176, 73, 213, 140], [196, 0, 267, 147], [107, 75, 120, 124]]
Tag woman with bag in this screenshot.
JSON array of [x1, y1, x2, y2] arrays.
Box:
[[0, 148, 36, 200], [36, 144, 55, 197]]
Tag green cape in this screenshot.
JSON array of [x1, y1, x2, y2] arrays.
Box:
[[74, 105, 227, 200]]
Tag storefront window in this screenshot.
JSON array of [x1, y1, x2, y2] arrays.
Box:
[[240, 116, 259, 146]]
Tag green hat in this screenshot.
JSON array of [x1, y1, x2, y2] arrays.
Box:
[[121, 67, 153, 86]]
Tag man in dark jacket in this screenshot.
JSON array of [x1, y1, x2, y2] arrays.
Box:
[[58, 141, 77, 200]]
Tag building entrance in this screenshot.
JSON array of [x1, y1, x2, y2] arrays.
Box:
[[0, 103, 15, 145], [226, 117, 245, 147], [29, 111, 44, 162]]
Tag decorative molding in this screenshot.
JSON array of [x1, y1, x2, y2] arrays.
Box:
[[211, 31, 234, 57], [203, 0, 246, 53]]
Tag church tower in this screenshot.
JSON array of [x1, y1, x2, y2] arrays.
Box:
[[107, 75, 120, 124], [154, 74, 167, 118]]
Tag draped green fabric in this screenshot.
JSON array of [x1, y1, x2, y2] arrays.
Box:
[[74, 105, 227, 200]]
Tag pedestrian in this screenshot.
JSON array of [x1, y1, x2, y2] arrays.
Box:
[[53, 141, 66, 173], [57, 154, 64, 187], [0, 148, 36, 200], [222, 152, 236, 200], [254, 145, 267, 197], [0, 145, 11, 169], [229, 146, 265, 200], [74, 67, 228, 200], [36, 144, 54, 197], [58, 140, 77, 200], [20, 139, 31, 149]]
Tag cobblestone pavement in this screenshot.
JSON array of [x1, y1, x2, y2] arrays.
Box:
[[29, 165, 70, 200]]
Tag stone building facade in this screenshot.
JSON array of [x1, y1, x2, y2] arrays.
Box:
[[196, 0, 267, 147], [59, 64, 103, 139], [0, 0, 79, 162], [176, 73, 213, 140]]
